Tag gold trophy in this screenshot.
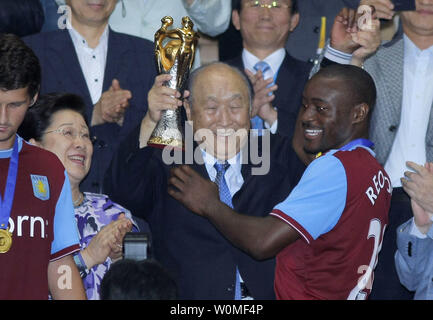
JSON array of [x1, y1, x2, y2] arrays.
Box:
[[148, 16, 199, 149]]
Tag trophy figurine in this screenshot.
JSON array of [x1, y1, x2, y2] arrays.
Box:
[[147, 16, 199, 149]]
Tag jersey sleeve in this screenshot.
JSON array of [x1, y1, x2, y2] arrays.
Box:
[[50, 171, 81, 261], [270, 154, 347, 243]]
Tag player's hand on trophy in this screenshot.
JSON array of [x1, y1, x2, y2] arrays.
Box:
[[245, 69, 278, 126], [146, 74, 183, 124], [92, 79, 132, 126], [360, 0, 395, 20]]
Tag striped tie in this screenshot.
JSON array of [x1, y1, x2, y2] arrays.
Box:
[[214, 162, 242, 300], [252, 61, 273, 134]]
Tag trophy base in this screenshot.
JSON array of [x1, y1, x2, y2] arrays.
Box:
[[147, 136, 184, 151]]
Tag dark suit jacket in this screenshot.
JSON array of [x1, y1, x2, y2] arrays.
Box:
[[24, 28, 157, 193], [226, 52, 311, 139], [105, 127, 306, 299]]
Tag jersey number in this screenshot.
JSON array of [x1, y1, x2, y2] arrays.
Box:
[[347, 218, 386, 300]]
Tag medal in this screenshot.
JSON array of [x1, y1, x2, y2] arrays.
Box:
[[0, 228, 12, 253], [0, 136, 19, 253]]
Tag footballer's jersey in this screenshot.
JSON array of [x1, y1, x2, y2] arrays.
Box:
[[270, 145, 391, 300], [0, 136, 80, 300]]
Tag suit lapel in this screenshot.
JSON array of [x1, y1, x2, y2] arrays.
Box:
[[378, 38, 404, 128], [274, 53, 296, 109], [47, 30, 92, 109], [103, 29, 129, 92]]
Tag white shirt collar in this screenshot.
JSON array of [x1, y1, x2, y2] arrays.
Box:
[[242, 48, 286, 76], [201, 149, 243, 175], [404, 34, 433, 60], [68, 24, 109, 51]]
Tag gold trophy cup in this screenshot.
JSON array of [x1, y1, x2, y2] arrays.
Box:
[[147, 16, 199, 149]]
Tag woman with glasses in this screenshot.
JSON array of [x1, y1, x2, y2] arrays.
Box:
[[18, 92, 139, 300]]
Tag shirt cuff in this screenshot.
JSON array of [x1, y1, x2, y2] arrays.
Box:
[[264, 119, 278, 134], [409, 218, 428, 239], [324, 44, 352, 65]]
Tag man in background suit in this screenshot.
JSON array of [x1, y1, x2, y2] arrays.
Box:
[[363, 0, 433, 300], [285, 0, 359, 62], [105, 62, 305, 299], [24, 0, 157, 194], [226, 0, 380, 138]]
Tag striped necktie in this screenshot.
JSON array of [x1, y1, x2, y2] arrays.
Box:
[[214, 162, 242, 300], [252, 61, 274, 134]]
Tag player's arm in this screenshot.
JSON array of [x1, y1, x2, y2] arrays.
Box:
[[168, 165, 300, 260], [49, 171, 86, 299], [48, 255, 86, 300]]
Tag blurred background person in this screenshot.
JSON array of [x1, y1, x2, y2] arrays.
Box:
[[108, 0, 232, 68], [24, 0, 157, 195], [100, 259, 178, 300], [18, 92, 138, 300], [0, 0, 44, 37], [396, 161, 433, 300]]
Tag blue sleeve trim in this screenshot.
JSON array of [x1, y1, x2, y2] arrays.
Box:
[[51, 171, 80, 255], [273, 154, 347, 240]]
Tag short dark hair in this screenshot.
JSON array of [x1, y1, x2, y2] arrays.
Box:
[[233, 0, 298, 14], [0, 0, 44, 37], [314, 64, 377, 114], [0, 33, 41, 98], [18, 93, 87, 141], [100, 259, 178, 300]]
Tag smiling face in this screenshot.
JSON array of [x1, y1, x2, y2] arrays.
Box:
[[36, 109, 93, 187], [67, 0, 118, 27], [232, 0, 299, 55], [300, 76, 358, 155], [185, 64, 251, 160]]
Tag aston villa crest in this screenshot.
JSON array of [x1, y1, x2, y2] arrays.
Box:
[[30, 175, 50, 201]]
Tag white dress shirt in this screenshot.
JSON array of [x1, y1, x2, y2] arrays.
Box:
[[242, 48, 286, 133], [68, 25, 109, 105], [201, 150, 244, 198], [109, 0, 232, 69], [385, 35, 433, 187], [201, 149, 248, 293]]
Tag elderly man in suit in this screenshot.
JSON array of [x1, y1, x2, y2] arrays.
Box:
[[24, 0, 157, 194], [226, 0, 380, 139], [105, 62, 306, 299]]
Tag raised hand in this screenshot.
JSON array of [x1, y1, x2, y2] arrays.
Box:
[[245, 69, 278, 125], [360, 0, 395, 20], [146, 74, 183, 124], [410, 199, 433, 235], [402, 161, 433, 215]]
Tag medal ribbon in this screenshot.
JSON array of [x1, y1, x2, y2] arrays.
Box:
[[0, 136, 19, 230], [339, 138, 374, 151]]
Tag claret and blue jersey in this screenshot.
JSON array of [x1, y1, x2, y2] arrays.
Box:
[[270, 142, 392, 300]]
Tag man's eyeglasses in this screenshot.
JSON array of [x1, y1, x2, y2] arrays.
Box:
[[44, 126, 92, 142], [245, 0, 291, 10]]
